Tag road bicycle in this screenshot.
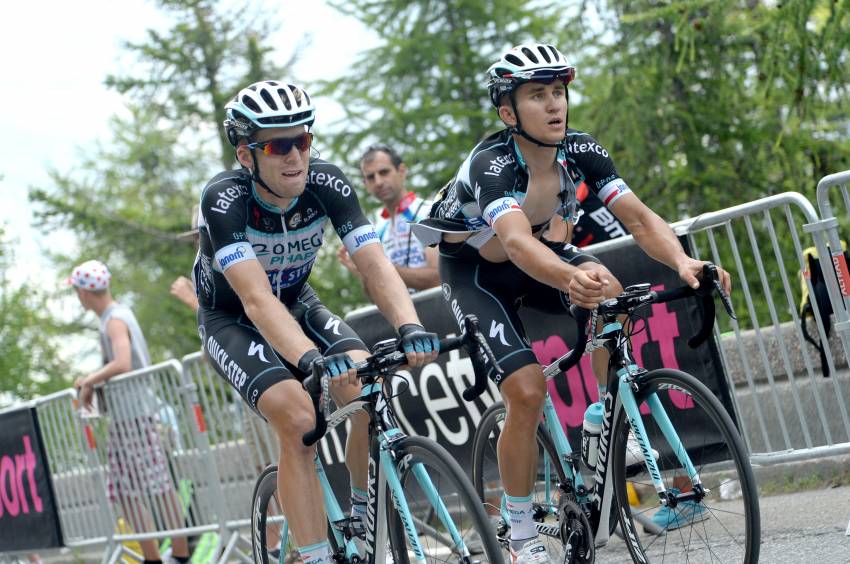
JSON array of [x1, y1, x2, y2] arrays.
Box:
[[471, 264, 760, 563], [252, 315, 504, 563]]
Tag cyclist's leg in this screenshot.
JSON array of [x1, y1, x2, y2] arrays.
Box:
[[198, 308, 327, 550], [439, 244, 551, 555], [292, 284, 371, 515]]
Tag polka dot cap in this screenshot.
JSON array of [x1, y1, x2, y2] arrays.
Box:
[[67, 260, 111, 290]]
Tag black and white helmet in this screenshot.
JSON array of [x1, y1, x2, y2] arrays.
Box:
[[223, 81, 315, 146], [486, 44, 576, 107]]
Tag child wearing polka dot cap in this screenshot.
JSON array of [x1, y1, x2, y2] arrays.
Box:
[[66, 260, 111, 291]]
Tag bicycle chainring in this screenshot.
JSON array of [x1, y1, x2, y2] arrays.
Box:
[[558, 498, 595, 563]]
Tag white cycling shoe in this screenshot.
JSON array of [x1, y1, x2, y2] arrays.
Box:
[[509, 538, 563, 564]]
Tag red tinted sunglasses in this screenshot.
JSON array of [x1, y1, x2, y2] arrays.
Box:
[[247, 132, 313, 155]]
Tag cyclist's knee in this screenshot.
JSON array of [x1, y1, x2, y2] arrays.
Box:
[[501, 366, 546, 413], [258, 381, 317, 439]]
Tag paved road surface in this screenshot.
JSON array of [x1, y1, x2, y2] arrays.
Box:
[[598, 485, 850, 563]]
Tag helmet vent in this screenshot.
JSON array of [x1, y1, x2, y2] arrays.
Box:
[[260, 88, 277, 110], [288, 84, 301, 107], [521, 46, 538, 63], [281, 89, 292, 110], [538, 45, 552, 63], [241, 95, 261, 113], [547, 45, 560, 62], [505, 53, 524, 67]]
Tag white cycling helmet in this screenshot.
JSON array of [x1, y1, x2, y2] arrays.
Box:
[[487, 44, 576, 107], [223, 81, 315, 146]]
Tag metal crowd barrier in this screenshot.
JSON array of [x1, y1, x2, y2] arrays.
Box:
[[180, 351, 279, 562], [585, 189, 850, 466], [33, 389, 113, 550]]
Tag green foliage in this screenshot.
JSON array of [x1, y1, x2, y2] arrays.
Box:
[[317, 0, 565, 193], [30, 105, 212, 362], [313, 0, 568, 309], [565, 0, 850, 219], [105, 0, 297, 169], [0, 227, 72, 406]]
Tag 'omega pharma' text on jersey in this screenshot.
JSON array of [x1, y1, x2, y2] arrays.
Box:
[[193, 161, 379, 312]]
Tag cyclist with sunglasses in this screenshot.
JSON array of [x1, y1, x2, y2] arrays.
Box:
[[193, 80, 439, 564], [413, 43, 731, 563]]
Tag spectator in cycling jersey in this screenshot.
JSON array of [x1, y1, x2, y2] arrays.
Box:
[[195, 80, 439, 564], [69, 260, 191, 564], [413, 44, 731, 563], [338, 143, 440, 292]]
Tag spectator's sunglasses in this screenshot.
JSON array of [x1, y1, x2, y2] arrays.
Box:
[[247, 132, 313, 156]]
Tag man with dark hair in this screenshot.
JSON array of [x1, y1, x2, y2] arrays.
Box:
[[338, 144, 440, 292]]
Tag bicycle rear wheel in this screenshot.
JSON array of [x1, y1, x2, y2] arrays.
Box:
[[471, 402, 592, 562], [251, 465, 298, 564], [611, 368, 760, 563], [387, 435, 503, 563]]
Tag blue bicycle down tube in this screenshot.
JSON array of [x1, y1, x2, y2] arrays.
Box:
[[279, 520, 289, 564], [617, 370, 666, 494], [542, 396, 584, 491], [401, 453, 472, 559], [314, 453, 354, 557], [380, 449, 429, 562], [646, 392, 700, 484]]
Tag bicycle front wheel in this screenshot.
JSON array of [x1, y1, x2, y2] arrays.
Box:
[[387, 435, 503, 563], [251, 465, 298, 564], [611, 368, 760, 563]]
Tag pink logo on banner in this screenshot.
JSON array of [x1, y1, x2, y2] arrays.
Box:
[[532, 284, 694, 435], [0, 435, 43, 518]]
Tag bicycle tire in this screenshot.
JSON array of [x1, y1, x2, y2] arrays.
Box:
[[471, 401, 580, 561], [386, 435, 503, 563], [251, 465, 295, 564], [251, 465, 341, 563], [611, 368, 760, 563]]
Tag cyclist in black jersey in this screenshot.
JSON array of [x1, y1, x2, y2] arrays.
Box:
[[194, 80, 439, 564], [413, 43, 731, 564]]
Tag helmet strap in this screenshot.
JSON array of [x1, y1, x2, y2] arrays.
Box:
[[249, 150, 287, 199], [508, 91, 565, 149]]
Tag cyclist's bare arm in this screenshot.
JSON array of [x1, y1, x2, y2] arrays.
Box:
[[351, 243, 437, 365], [610, 192, 731, 291], [493, 213, 611, 307], [224, 259, 316, 364], [395, 246, 440, 290]]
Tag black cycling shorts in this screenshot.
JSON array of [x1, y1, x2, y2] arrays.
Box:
[[197, 283, 367, 416], [438, 239, 600, 385]]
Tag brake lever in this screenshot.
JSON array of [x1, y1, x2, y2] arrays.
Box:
[[712, 276, 737, 320], [701, 263, 736, 321]]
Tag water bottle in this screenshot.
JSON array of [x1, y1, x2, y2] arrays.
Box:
[[582, 402, 604, 469]]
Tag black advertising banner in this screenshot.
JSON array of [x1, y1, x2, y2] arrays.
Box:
[[323, 237, 731, 493], [0, 407, 63, 551]]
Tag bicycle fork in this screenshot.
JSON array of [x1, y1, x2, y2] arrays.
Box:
[[617, 366, 705, 506], [379, 429, 475, 564]]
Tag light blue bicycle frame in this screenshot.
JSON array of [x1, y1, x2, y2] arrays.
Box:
[[277, 381, 475, 563], [493, 320, 703, 548]]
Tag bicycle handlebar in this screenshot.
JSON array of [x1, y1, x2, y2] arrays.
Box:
[[301, 314, 503, 446], [558, 263, 735, 374]]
